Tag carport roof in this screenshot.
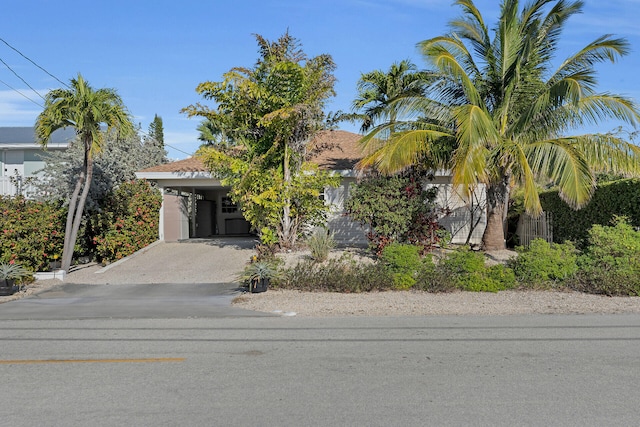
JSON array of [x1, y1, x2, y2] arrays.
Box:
[[139, 129, 365, 173]]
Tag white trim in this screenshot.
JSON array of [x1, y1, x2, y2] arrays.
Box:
[[135, 171, 213, 180]]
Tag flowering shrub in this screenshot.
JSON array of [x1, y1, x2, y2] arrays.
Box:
[[93, 180, 161, 262], [0, 196, 65, 271]]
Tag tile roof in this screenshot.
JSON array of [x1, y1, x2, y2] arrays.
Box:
[[139, 129, 365, 173], [308, 130, 364, 170], [140, 156, 209, 173]]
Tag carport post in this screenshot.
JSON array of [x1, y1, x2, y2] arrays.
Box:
[[191, 188, 197, 237]]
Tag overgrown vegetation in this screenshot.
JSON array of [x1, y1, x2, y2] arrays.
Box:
[[272, 218, 640, 296]]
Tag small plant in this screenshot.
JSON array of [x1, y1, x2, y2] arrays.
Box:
[[240, 261, 281, 293], [508, 239, 578, 287], [0, 262, 31, 281], [307, 228, 336, 262], [0, 262, 32, 295], [240, 261, 280, 283]]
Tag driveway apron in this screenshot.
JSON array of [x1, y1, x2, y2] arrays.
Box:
[[0, 238, 275, 320]]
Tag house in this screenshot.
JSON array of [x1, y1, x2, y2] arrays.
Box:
[[0, 127, 76, 197], [135, 130, 487, 245]]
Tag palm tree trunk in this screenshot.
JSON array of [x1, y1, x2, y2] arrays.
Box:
[[60, 171, 84, 272], [61, 142, 93, 272], [482, 177, 510, 251]]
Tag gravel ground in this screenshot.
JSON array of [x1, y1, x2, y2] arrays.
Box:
[[232, 248, 640, 317], [232, 288, 640, 317]]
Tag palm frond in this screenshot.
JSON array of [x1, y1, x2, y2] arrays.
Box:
[[526, 137, 595, 208]]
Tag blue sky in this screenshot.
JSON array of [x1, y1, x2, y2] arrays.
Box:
[[1, 0, 638, 159]]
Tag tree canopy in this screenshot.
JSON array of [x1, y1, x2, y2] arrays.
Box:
[[357, 0, 640, 250], [182, 32, 339, 247]]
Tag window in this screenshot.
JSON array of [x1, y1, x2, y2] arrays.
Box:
[[221, 196, 238, 213]]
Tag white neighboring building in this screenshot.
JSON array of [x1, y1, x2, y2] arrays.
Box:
[[0, 127, 76, 197]]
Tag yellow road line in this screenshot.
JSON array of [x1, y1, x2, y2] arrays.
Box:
[[0, 358, 185, 365]]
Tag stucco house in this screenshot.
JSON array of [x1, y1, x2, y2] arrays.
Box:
[[0, 127, 76, 197], [135, 130, 487, 245]]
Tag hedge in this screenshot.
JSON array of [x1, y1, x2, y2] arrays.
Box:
[[539, 178, 640, 245]]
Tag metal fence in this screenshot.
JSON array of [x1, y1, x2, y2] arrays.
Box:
[[517, 211, 553, 247]]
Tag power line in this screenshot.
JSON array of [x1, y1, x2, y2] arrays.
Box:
[[0, 37, 69, 88], [0, 55, 45, 100], [0, 77, 44, 108], [139, 128, 195, 157]]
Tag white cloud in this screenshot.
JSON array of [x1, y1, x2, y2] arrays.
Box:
[[0, 89, 42, 126]]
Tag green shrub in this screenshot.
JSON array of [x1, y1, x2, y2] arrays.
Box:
[[414, 255, 457, 292], [509, 239, 578, 287], [0, 196, 65, 271], [307, 228, 336, 262], [421, 247, 516, 293], [276, 254, 394, 292], [380, 243, 421, 289], [439, 247, 485, 275], [345, 174, 442, 255], [486, 264, 517, 290], [569, 218, 640, 296], [93, 180, 162, 262]]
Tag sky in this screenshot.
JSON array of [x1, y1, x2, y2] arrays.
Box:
[[1, 0, 639, 160]]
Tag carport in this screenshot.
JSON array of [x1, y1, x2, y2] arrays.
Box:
[[136, 158, 252, 241]]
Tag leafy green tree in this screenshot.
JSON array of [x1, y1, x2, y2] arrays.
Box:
[[182, 32, 339, 247], [358, 0, 640, 250], [35, 74, 134, 271]]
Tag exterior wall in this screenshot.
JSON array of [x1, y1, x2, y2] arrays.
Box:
[[161, 193, 189, 241], [325, 177, 368, 247], [1, 127, 73, 197], [426, 178, 487, 245]]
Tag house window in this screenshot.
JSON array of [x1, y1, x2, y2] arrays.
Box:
[[221, 196, 238, 213]]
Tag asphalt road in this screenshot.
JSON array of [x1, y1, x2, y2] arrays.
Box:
[[2, 314, 639, 426]]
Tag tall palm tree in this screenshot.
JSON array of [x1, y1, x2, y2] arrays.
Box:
[[359, 0, 640, 250], [36, 74, 134, 271], [352, 60, 429, 135]]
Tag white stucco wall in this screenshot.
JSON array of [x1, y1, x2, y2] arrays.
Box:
[[324, 177, 369, 247]]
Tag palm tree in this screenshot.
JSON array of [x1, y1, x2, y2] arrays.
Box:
[[36, 74, 134, 271], [359, 0, 640, 250], [352, 60, 429, 135]]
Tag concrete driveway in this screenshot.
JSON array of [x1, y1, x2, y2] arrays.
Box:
[[0, 238, 275, 320]]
